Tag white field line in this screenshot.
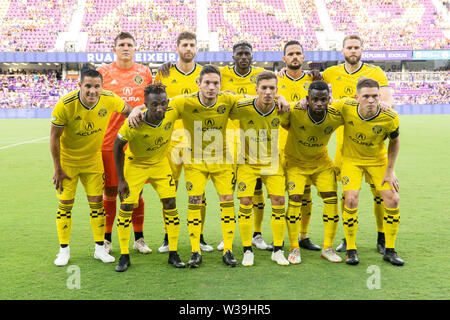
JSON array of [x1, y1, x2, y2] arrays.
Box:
[[0, 136, 49, 150]]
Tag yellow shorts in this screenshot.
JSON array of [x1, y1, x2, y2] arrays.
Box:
[[56, 161, 105, 201], [285, 160, 337, 196], [236, 164, 285, 198], [167, 144, 184, 182], [184, 162, 235, 196], [341, 162, 392, 192], [122, 157, 177, 206]]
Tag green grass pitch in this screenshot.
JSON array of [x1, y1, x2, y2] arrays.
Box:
[[0, 115, 449, 300]]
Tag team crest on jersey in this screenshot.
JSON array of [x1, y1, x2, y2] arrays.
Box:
[[238, 182, 246, 192], [98, 108, 107, 117], [164, 122, 172, 130], [271, 118, 280, 127], [324, 126, 333, 135], [217, 105, 226, 114], [342, 176, 349, 186], [372, 125, 382, 134], [287, 181, 295, 191], [303, 82, 310, 90], [134, 75, 143, 85], [249, 75, 257, 84], [186, 181, 193, 191]]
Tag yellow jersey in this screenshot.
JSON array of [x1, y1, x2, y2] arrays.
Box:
[[169, 91, 240, 163], [284, 101, 344, 163], [229, 97, 288, 167], [117, 107, 179, 164], [154, 63, 203, 145], [339, 97, 399, 166], [220, 65, 265, 96], [323, 62, 389, 100], [51, 90, 125, 165]]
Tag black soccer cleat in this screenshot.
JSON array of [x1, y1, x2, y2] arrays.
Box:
[[115, 254, 131, 272], [187, 251, 202, 268], [299, 238, 321, 251], [168, 251, 186, 268], [383, 248, 404, 266], [222, 250, 238, 267], [336, 238, 347, 252], [377, 232, 386, 254], [346, 249, 359, 265]]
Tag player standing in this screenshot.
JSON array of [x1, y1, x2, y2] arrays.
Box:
[[97, 32, 153, 254], [113, 83, 185, 272], [154, 32, 214, 253], [339, 78, 403, 266], [51, 69, 134, 266], [323, 35, 395, 253], [277, 40, 321, 252]]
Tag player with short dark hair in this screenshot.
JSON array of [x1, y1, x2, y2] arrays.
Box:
[[51, 69, 135, 266], [113, 83, 185, 272], [98, 31, 153, 255]]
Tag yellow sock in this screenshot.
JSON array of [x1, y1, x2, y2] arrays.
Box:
[[342, 205, 358, 250], [322, 196, 339, 249], [164, 208, 180, 251], [370, 184, 385, 233], [252, 189, 265, 234], [383, 207, 400, 249], [187, 204, 202, 252], [300, 186, 312, 236], [200, 197, 207, 235], [56, 202, 73, 245], [238, 204, 253, 247], [220, 201, 236, 252], [117, 208, 132, 254], [89, 202, 106, 243], [286, 200, 301, 250], [162, 204, 167, 234], [271, 204, 286, 247]]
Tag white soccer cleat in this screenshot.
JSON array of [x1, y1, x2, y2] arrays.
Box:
[[242, 250, 255, 267], [321, 247, 343, 263], [158, 239, 170, 253], [94, 244, 115, 263], [271, 250, 289, 266], [288, 248, 302, 264], [200, 242, 214, 252], [252, 234, 269, 250], [216, 240, 224, 251], [133, 237, 152, 254], [54, 246, 70, 266], [103, 239, 112, 254]]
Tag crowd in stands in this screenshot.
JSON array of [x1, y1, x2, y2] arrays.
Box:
[[0, 69, 448, 109], [0, 0, 448, 52]]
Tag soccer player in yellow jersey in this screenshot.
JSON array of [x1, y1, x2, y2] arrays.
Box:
[[162, 65, 241, 267], [154, 32, 213, 253], [339, 78, 403, 266], [230, 71, 290, 266], [113, 83, 185, 272], [283, 81, 344, 264], [277, 40, 321, 252], [218, 40, 271, 252], [50, 69, 134, 266], [323, 35, 395, 254]]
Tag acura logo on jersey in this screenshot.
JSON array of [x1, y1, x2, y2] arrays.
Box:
[[291, 93, 300, 101], [155, 136, 164, 145], [344, 86, 354, 95], [182, 88, 191, 95], [205, 118, 215, 127], [307, 136, 318, 143], [85, 122, 94, 131], [123, 87, 133, 96], [237, 87, 247, 94], [356, 132, 366, 140]]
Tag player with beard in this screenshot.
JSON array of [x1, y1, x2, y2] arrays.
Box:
[[154, 32, 214, 254], [322, 35, 395, 254], [276, 40, 321, 253]]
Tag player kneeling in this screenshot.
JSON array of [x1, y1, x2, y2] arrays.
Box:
[[113, 83, 185, 272]]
